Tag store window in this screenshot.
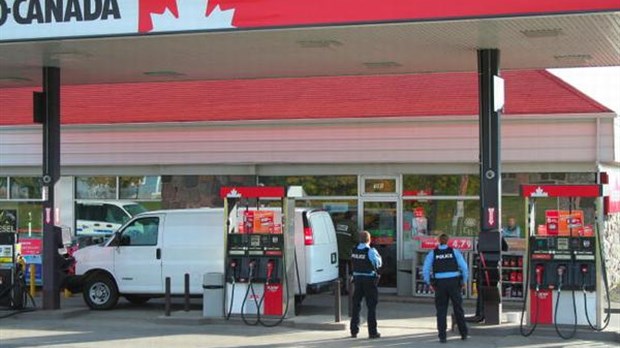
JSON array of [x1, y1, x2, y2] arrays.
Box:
[[120, 176, 162, 200], [10, 177, 42, 200], [76, 177, 116, 199], [0, 177, 7, 199], [258, 176, 357, 196], [403, 174, 480, 196]]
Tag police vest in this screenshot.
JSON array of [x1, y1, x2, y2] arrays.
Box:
[[351, 247, 375, 274], [432, 247, 458, 274]]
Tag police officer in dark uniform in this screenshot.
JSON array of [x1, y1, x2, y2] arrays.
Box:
[[423, 233, 469, 343], [350, 231, 382, 339]]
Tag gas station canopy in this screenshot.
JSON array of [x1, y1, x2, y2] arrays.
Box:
[[0, 0, 619, 87]]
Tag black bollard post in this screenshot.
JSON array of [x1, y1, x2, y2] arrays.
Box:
[[165, 277, 171, 317], [184, 273, 190, 312], [334, 279, 341, 323]]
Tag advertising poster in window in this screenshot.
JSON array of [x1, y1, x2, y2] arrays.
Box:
[[0, 209, 17, 233]]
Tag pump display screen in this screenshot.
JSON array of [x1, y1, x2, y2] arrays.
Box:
[[534, 238, 548, 250]]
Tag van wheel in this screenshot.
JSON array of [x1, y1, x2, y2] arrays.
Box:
[[83, 274, 119, 310], [125, 295, 151, 305]]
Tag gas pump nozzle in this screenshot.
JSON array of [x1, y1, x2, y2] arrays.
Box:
[[266, 259, 275, 284], [248, 260, 257, 280], [535, 264, 545, 290], [557, 265, 566, 288]]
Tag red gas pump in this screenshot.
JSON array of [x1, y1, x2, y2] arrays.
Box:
[[221, 186, 290, 327], [519, 184, 611, 339]]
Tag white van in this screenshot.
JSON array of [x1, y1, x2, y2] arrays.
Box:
[[75, 200, 148, 236], [71, 207, 338, 310]]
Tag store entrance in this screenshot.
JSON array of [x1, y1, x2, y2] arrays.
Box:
[[362, 200, 397, 289]]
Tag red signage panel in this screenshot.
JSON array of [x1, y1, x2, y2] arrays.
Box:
[[520, 185, 603, 198], [602, 170, 620, 214], [3, 1, 619, 42], [220, 186, 285, 198], [417, 236, 473, 251], [210, 0, 620, 29]]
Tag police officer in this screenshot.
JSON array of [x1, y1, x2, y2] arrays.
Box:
[[350, 231, 382, 339], [335, 211, 358, 294], [423, 233, 468, 343]]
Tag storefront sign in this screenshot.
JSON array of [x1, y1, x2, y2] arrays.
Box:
[[2, 0, 619, 42], [417, 236, 473, 251], [0, 209, 17, 233], [19, 237, 42, 255], [602, 170, 620, 214]]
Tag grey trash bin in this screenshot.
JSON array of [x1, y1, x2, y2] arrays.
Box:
[[203, 272, 224, 318]]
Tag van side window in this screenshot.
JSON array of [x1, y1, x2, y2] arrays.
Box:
[[77, 204, 106, 221], [121, 217, 159, 246]]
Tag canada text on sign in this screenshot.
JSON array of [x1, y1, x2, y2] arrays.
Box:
[[0, 0, 120, 26]]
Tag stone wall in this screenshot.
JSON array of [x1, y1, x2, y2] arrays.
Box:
[[161, 175, 255, 209], [603, 213, 620, 290]]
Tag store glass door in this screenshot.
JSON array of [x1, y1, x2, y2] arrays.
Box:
[[362, 201, 397, 288]]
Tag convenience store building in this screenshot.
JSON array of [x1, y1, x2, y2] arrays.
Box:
[[0, 1, 619, 298]]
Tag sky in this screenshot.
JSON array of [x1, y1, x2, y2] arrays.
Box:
[[548, 66, 620, 114]]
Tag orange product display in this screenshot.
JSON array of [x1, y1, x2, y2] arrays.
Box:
[[238, 210, 280, 234], [544, 210, 591, 236]]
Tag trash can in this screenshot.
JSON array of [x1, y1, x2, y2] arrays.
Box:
[[203, 272, 224, 318]]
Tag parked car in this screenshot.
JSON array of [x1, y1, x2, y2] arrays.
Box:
[[70, 207, 339, 310], [75, 200, 148, 236]]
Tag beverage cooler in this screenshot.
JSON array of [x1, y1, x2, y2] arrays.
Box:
[[412, 236, 527, 302]]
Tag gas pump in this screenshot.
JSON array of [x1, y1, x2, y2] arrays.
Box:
[[519, 184, 611, 339], [0, 233, 27, 311], [220, 186, 295, 327]]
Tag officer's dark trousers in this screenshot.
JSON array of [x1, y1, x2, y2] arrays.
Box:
[[350, 276, 378, 336], [434, 277, 467, 339]]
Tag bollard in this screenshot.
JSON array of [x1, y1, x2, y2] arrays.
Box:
[[165, 277, 171, 317], [29, 264, 36, 297], [184, 273, 190, 312], [334, 279, 341, 323]]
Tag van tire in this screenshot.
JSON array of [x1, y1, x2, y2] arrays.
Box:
[[125, 295, 151, 305], [83, 274, 119, 310]]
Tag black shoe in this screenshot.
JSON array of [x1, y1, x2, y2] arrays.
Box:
[[461, 334, 468, 340], [465, 315, 484, 323], [369, 333, 381, 339], [351, 333, 357, 338], [439, 338, 447, 343]]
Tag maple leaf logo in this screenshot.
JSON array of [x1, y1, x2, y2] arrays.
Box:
[[227, 188, 241, 198], [145, 0, 235, 33], [531, 186, 549, 197]]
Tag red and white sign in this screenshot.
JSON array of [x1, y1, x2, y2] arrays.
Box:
[[19, 238, 42, 255], [2, 0, 619, 42], [520, 185, 603, 198], [487, 207, 495, 227], [418, 236, 473, 251], [220, 186, 284, 199], [602, 170, 620, 214]]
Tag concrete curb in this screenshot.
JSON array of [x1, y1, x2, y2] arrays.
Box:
[[154, 311, 347, 331]]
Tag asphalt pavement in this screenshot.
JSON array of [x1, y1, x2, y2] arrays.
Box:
[[0, 291, 618, 348]]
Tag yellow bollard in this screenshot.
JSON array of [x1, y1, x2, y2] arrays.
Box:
[[29, 264, 36, 297]]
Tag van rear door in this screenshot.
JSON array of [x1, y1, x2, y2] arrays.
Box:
[[305, 211, 339, 286]]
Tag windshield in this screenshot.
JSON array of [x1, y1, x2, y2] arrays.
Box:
[[123, 203, 148, 217]]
